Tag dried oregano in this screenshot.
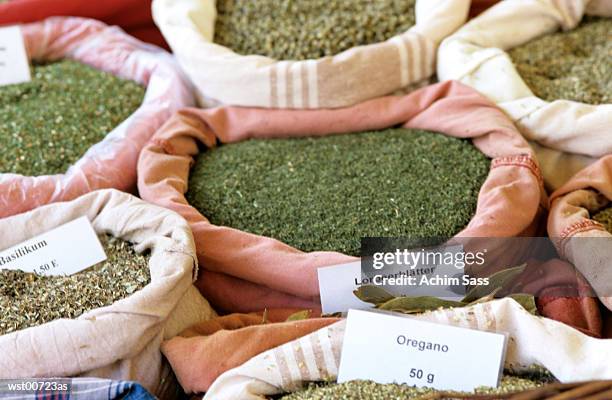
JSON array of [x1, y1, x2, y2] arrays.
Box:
[[0, 59, 145, 176], [0, 235, 150, 336], [214, 0, 416, 60], [186, 129, 490, 256], [278, 372, 555, 400], [508, 16, 611, 104], [593, 206, 612, 233]]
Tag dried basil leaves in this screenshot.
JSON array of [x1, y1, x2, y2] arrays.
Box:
[[186, 129, 490, 256], [0, 59, 145, 176], [0, 235, 150, 336]]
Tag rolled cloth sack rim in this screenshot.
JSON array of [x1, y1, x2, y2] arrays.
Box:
[[549, 155, 612, 245], [151, 0, 470, 108], [0, 16, 194, 218], [436, 0, 612, 158], [137, 81, 547, 308], [0, 189, 203, 393]]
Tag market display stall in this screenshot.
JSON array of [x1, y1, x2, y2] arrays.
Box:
[[0, 1, 610, 399]]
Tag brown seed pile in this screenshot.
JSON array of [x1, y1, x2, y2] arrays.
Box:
[[0, 235, 150, 336], [214, 0, 417, 60], [593, 206, 612, 233], [0, 59, 145, 176], [508, 16, 611, 104]]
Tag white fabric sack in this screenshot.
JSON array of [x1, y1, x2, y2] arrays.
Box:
[[437, 0, 611, 190], [0, 189, 215, 396], [152, 0, 469, 108], [204, 298, 612, 400]]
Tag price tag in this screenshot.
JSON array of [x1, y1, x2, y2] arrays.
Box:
[[338, 309, 507, 392], [0, 26, 31, 86], [0, 216, 107, 276]]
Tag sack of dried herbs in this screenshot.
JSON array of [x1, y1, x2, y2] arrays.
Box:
[[438, 0, 611, 191], [138, 81, 547, 314], [548, 155, 612, 312], [151, 0, 469, 109], [0, 189, 215, 396], [0, 17, 194, 219], [202, 298, 612, 400]]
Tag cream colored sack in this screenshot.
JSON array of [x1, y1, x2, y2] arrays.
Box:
[[0, 189, 215, 396], [437, 0, 611, 191], [152, 0, 469, 108], [204, 298, 612, 400]]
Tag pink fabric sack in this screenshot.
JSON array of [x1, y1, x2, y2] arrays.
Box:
[[0, 17, 194, 218], [137, 81, 547, 313], [548, 155, 612, 311]]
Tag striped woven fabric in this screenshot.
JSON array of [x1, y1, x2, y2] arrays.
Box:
[[152, 0, 470, 109], [204, 299, 612, 399]]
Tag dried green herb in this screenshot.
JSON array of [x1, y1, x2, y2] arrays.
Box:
[[0, 235, 150, 336], [508, 16, 611, 104], [186, 129, 490, 256], [214, 0, 416, 60], [277, 372, 555, 400], [593, 206, 612, 233], [0, 59, 145, 176]]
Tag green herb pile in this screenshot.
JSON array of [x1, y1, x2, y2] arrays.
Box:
[[0, 59, 145, 176], [278, 372, 554, 400], [214, 0, 417, 60], [187, 129, 490, 256], [0, 235, 150, 336], [508, 16, 611, 104], [593, 206, 612, 233]]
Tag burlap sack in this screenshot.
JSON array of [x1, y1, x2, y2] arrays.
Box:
[[0, 17, 195, 219], [138, 81, 547, 314], [204, 298, 612, 400], [437, 0, 611, 191], [151, 0, 469, 108], [0, 189, 215, 396], [548, 155, 612, 311]]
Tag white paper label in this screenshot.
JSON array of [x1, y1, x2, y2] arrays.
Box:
[[0, 216, 107, 276], [318, 261, 370, 314], [338, 309, 507, 392], [0, 26, 31, 86], [318, 245, 465, 314]]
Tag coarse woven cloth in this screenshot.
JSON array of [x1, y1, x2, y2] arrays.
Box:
[[151, 0, 470, 108], [137, 81, 548, 314], [0, 378, 155, 400], [0, 0, 168, 49], [203, 298, 612, 400], [548, 155, 612, 312], [162, 311, 340, 393], [0, 16, 195, 219], [437, 0, 612, 190], [160, 258, 603, 395], [0, 189, 215, 397]]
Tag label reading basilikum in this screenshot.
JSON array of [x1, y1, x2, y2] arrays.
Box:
[[0, 216, 107, 276]]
